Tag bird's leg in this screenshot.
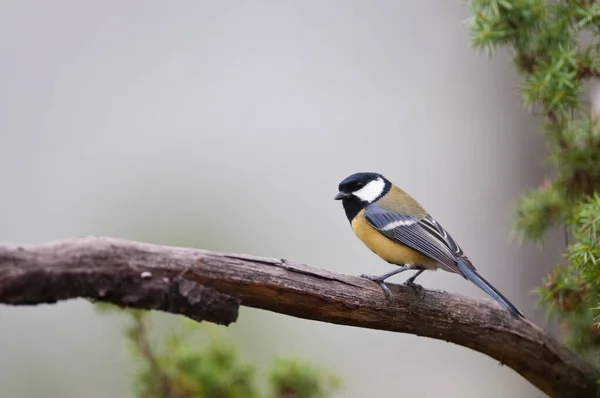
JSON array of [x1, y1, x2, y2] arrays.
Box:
[[404, 268, 424, 287], [404, 268, 425, 297], [359, 265, 414, 282], [359, 265, 419, 303]]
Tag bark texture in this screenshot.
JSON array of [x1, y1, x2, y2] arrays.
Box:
[[0, 236, 597, 398]]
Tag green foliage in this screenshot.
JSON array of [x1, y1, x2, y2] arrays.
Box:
[[467, 0, 600, 356], [98, 304, 341, 398], [514, 180, 568, 242], [126, 312, 259, 398], [268, 357, 341, 398], [568, 194, 600, 278]]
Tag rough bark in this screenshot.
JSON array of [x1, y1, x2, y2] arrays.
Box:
[[0, 236, 597, 398]]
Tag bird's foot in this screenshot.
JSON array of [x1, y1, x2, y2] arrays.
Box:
[[404, 280, 425, 299], [360, 274, 394, 304], [359, 273, 385, 282], [378, 282, 393, 304], [404, 279, 422, 290]]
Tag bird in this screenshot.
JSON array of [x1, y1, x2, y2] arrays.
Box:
[[334, 171, 525, 319]]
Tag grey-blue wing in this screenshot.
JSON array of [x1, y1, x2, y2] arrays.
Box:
[[364, 204, 473, 274]]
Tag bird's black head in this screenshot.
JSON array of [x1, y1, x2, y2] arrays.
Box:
[[334, 172, 391, 221]]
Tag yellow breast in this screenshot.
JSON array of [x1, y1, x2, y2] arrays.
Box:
[[351, 210, 435, 268]]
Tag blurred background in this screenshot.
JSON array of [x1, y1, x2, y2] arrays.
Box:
[[0, 1, 565, 397]]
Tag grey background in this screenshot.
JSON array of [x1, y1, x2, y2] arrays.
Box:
[[0, 1, 563, 397]]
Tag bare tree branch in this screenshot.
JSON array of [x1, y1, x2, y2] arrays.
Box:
[[0, 236, 597, 398]]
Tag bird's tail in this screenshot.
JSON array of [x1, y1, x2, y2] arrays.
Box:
[[456, 258, 525, 319]]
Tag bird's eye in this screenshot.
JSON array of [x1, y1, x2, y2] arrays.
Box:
[[355, 182, 364, 189]]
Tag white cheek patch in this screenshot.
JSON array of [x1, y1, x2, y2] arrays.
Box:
[[353, 177, 385, 202]]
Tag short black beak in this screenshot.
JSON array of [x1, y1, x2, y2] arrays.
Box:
[[334, 192, 350, 200]]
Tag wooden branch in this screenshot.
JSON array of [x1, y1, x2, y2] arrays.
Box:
[[0, 237, 597, 398]]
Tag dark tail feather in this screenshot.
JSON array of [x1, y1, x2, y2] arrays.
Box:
[[456, 258, 525, 319]]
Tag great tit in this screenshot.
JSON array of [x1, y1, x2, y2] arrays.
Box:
[[334, 172, 525, 319]]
